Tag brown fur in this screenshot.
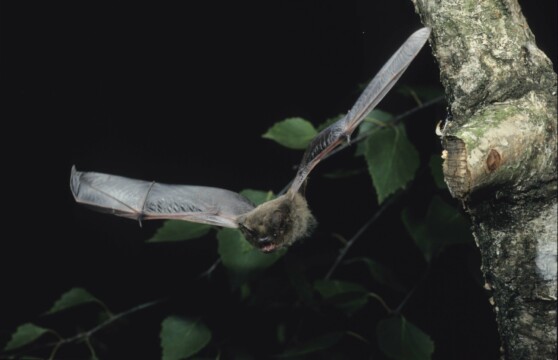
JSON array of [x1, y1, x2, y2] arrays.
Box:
[[237, 192, 316, 252]]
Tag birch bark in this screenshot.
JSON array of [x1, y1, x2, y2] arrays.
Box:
[[412, 1, 557, 358]]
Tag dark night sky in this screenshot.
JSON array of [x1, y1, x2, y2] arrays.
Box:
[[1, 1, 556, 357]]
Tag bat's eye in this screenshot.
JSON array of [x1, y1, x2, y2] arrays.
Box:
[[239, 223, 256, 237]]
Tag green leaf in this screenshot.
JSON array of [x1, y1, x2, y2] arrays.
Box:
[[161, 316, 211, 360], [217, 229, 284, 271], [217, 190, 281, 286], [314, 279, 367, 298], [345, 258, 406, 293], [364, 124, 419, 203], [313, 280, 368, 314], [4, 323, 51, 351], [47, 287, 101, 314], [277, 332, 344, 358], [354, 110, 394, 157], [217, 228, 285, 287], [364, 109, 394, 124], [262, 117, 318, 150], [402, 196, 473, 262], [240, 189, 274, 205], [377, 315, 434, 360], [429, 155, 447, 189], [397, 85, 444, 102], [148, 221, 212, 243]]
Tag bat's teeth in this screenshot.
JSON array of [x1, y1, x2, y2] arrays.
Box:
[[260, 244, 277, 253]]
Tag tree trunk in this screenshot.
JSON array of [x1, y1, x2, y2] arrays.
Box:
[[412, 0, 557, 359]]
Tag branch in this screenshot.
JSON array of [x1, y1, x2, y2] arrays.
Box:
[[413, 1, 557, 358], [324, 192, 401, 280]]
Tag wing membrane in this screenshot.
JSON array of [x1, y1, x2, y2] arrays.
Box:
[[70, 166, 255, 228], [289, 27, 431, 194]]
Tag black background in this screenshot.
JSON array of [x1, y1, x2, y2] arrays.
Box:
[[1, 1, 556, 359]]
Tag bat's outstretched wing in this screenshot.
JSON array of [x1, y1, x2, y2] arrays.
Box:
[[70, 166, 255, 228], [288, 27, 431, 194]]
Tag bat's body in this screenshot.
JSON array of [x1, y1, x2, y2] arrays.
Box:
[[71, 28, 431, 252]]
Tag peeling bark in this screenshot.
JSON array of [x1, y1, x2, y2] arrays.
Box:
[[412, 0, 557, 359]]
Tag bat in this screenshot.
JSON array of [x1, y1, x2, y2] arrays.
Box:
[[71, 27, 431, 253]]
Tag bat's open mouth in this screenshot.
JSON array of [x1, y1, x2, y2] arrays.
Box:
[[256, 235, 279, 253], [259, 243, 278, 253]]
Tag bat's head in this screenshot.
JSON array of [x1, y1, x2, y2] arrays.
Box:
[[238, 193, 316, 253]]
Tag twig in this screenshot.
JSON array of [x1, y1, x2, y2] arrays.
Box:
[[197, 258, 222, 280], [4, 298, 165, 360], [324, 162, 431, 284], [324, 192, 401, 280], [58, 298, 165, 345], [394, 265, 430, 314], [367, 292, 393, 314], [345, 331, 370, 345]]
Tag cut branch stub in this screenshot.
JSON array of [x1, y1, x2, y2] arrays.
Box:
[[440, 93, 556, 200]]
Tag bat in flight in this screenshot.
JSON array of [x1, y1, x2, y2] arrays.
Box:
[[71, 27, 431, 253]]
